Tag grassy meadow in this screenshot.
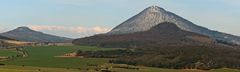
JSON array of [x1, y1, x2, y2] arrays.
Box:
[[0, 45, 239, 72], [0, 65, 240, 72], [0, 65, 80, 72], [0, 46, 118, 69], [0, 50, 20, 57]]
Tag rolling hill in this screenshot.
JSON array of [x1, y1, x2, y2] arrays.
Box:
[[0, 35, 13, 40], [0, 26, 71, 42]]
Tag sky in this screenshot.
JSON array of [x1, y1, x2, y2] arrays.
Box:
[[0, 0, 239, 38]]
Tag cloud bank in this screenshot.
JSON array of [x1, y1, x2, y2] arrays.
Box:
[[0, 27, 6, 33], [27, 25, 110, 37], [28, 25, 111, 34]]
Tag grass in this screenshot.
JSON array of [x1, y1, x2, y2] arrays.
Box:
[[0, 65, 239, 72], [0, 45, 119, 69], [0, 65, 80, 72], [0, 45, 239, 72], [112, 67, 240, 72], [0, 50, 20, 57], [101, 64, 240, 72]]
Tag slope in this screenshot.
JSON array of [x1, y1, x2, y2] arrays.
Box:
[[0, 27, 71, 42]]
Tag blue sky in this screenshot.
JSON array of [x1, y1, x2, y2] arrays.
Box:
[[0, 0, 239, 38]]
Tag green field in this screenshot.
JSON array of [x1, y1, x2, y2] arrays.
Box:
[[0, 65, 240, 72], [0, 65, 80, 72], [0, 45, 240, 72], [0, 46, 118, 69], [0, 50, 20, 57]]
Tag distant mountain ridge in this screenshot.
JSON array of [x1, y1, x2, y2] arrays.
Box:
[[0, 26, 71, 42], [0, 35, 14, 40], [107, 6, 240, 45]]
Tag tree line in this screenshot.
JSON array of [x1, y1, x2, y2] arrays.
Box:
[[77, 45, 240, 70]]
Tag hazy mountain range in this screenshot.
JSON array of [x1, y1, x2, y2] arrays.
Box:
[[0, 27, 71, 42], [0, 35, 13, 40]]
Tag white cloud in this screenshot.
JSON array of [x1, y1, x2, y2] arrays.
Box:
[[0, 27, 3, 32], [0, 27, 6, 33], [28, 25, 65, 31], [69, 26, 87, 33], [28, 25, 110, 34], [92, 26, 110, 33]]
